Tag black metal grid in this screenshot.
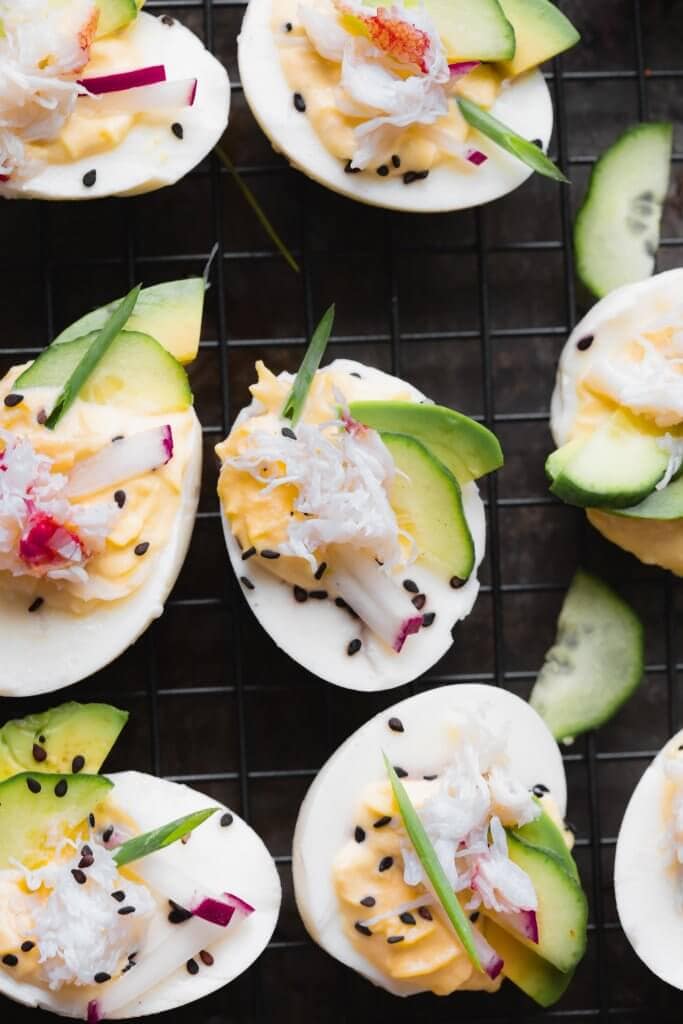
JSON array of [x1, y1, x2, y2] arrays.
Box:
[[2, 0, 683, 1020]]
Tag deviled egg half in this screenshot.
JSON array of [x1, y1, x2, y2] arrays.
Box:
[[614, 728, 683, 990], [238, 0, 578, 211], [0, 0, 230, 200], [216, 315, 503, 691], [293, 684, 587, 1005], [0, 701, 281, 1020], [0, 279, 205, 696], [548, 268, 683, 575]]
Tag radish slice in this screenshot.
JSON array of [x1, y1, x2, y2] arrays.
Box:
[[471, 927, 504, 980], [131, 856, 253, 928], [448, 60, 480, 80], [65, 426, 173, 499], [78, 78, 198, 116], [329, 547, 423, 653], [494, 907, 539, 944], [78, 65, 166, 95]]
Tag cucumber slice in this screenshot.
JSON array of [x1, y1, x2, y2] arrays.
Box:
[[482, 917, 574, 1007], [614, 474, 683, 520], [550, 411, 670, 509], [513, 802, 579, 881], [529, 570, 644, 742], [574, 123, 673, 299], [381, 432, 475, 582]]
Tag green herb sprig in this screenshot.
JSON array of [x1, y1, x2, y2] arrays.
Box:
[[457, 97, 569, 183], [113, 807, 217, 868], [281, 304, 335, 425]]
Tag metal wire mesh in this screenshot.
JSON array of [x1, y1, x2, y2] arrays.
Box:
[[2, 0, 683, 1020]]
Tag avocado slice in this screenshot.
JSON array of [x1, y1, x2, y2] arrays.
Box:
[[16, 330, 192, 414], [418, 0, 515, 61], [482, 834, 587, 973], [614, 474, 683, 520], [0, 772, 113, 869], [482, 917, 574, 1006], [94, 0, 138, 37], [498, 0, 580, 76], [53, 279, 204, 366], [0, 703, 128, 782], [349, 400, 503, 484], [513, 802, 579, 881], [381, 432, 475, 583], [549, 411, 670, 509]]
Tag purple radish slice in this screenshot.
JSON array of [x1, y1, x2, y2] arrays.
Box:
[[79, 79, 197, 116], [471, 927, 504, 981], [132, 857, 254, 928], [493, 907, 539, 944], [329, 548, 423, 652], [192, 893, 254, 927], [78, 65, 166, 94], [448, 61, 480, 80], [65, 426, 174, 498]]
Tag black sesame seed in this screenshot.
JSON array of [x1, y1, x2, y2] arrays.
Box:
[[81, 845, 93, 857], [347, 638, 362, 656], [531, 138, 543, 148], [360, 896, 376, 908], [54, 779, 68, 798], [679, 744, 683, 751], [470, 911, 480, 923], [314, 561, 327, 580], [400, 912, 416, 925], [240, 576, 255, 590], [171, 122, 184, 140], [78, 854, 94, 869], [72, 869, 87, 885], [134, 542, 150, 557], [111, 435, 124, 443], [281, 426, 297, 440], [344, 159, 361, 174], [284, 20, 293, 31], [4, 393, 22, 408], [335, 596, 358, 618], [199, 950, 215, 966], [394, 766, 408, 779], [402, 579, 419, 593], [576, 334, 594, 351], [28, 597, 44, 613], [82, 169, 97, 188], [388, 717, 404, 733], [260, 549, 280, 560], [423, 774, 437, 781], [422, 612, 436, 627], [32, 743, 47, 762], [354, 826, 366, 843], [354, 922, 372, 936], [241, 546, 257, 561], [376, 165, 389, 177], [293, 585, 308, 603], [89, 813, 96, 828], [391, 154, 401, 168], [27, 777, 41, 794], [161, 14, 175, 24], [403, 169, 429, 184], [114, 490, 126, 509], [186, 958, 200, 975], [168, 906, 193, 924], [387, 935, 404, 944], [449, 576, 465, 589], [2, 955, 18, 967], [532, 783, 549, 797], [373, 815, 392, 829], [36, 409, 47, 425], [378, 856, 393, 872], [102, 826, 114, 843], [220, 812, 234, 828], [411, 593, 426, 611], [118, 906, 135, 916], [94, 972, 110, 984], [21, 941, 35, 953], [309, 589, 328, 600], [72, 755, 85, 774], [111, 891, 126, 902], [121, 963, 133, 974], [39, 735, 45, 743], [293, 92, 306, 113], [418, 906, 432, 921]]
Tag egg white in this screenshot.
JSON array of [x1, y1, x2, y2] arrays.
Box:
[[0, 411, 202, 698], [220, 358, 487, 692], [292, 683, 567, 995], [0, 770, 282, 1018], [238, 0, 553, 213], [1, 13, 230, 201], [614, 730, 683, 991], [550, 268, 683, 447]]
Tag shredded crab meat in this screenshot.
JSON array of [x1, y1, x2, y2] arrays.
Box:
[[227, 417, 408, 570], [0, 429, 116, 583], [0, 0, 96, 181], [10, 835, 154, 990], [398, 710, 540, 916]]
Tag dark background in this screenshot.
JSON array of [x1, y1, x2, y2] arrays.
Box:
[[1, 0, 682, 1020]]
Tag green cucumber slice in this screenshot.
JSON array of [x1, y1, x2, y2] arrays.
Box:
[[574, 123, 673, 298], [529, 570, 644, 742]]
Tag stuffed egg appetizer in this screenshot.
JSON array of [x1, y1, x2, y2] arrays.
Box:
[[216, 309, 502, 691], [293, 684, 587, 1005], [238, 0, 578, 211], [614, 728, 683, 989], [0, 279, 205, 696], [0, 0, 230, 200], [0, 701, 281, 1019], [548, 268, 683, 576]]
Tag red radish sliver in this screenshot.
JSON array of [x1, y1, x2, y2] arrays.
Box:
[[496, 907, 539, 944], [471, 927, 504, 980], [448, 60, 480, 80], [78, 65, 166, 95], [192, 897, 235, 927], [467, 149, 488, 166], [223, 891, 255, 916], [79, 78, 197, 115], [65, 425, 173, 499]]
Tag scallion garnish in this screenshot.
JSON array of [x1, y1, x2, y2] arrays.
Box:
[[45, 284, 141, 429], [384, 753, 482, 971], [281, 304, 335, 425], [113, 807, 217, 867]]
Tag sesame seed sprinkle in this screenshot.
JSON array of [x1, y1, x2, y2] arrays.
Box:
[[314, 561, 327, 580], [32, 743, 47, 762], [102, 826, 114, 843], [186, 958, 199, 975], [241, 576, 255, 590], [4, 393, 23, 408], [293, 92, 306, 112], [449, 576, 465, 589], [376, 164, 389, 176], [241, 546, 257, 561], [27, 777, 41, 794], [28, 596, 44, 613], [373, 815, 392, 828], [354, 922, 372, 936], [400, 912, 416, 925], [378, 856, 393, 872], [94, 972, 110, 984], [54, 779, 68, 798], [411, 593, 426, 610], [199, 950, 215, 966], [293, 585, 308, 603], [114, 490, 126, 509], [344, 159, 361, 174], [391, 154, 401, 168], [347, 638, 362, 656], [281, 426, 297, 440], [260, 549, 280, 559], [111, 891, 126, 902], [394, 766, 408, 778], [354, 826, 365, 843], [402, 579, 419, 593], [418, 906, 433, 921], [82, 169, 97, 188], [36, 409, 47, 425], [309, 589, 328, 600], [388, 717, 404, 733], [2, 954, 18, 967], [134, 541, 150, 557], [220, 812, 234, 827], [71, 869, 87, 885], [387, 935, 404, 944], [118, 906, 135, 916], [577, 334, 594, 351], [360, 896, 376, 907], [21, 941, 35, 953], [532, 783, 549, 797], [168, 905, 193, 924], [89, 814, 96, 828], [72, 755, 85, 773], [171, 122, 184, 140], [422, 612, 436, 627]]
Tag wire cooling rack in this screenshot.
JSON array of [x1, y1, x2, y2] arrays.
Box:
[[2, 0, 683, 1020]]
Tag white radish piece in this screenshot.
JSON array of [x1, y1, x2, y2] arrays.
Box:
[[65, 426, 174, 498]]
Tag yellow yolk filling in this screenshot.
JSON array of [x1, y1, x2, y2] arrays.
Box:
[[0, 365, 194, 613], [272, 0, 502, 174]]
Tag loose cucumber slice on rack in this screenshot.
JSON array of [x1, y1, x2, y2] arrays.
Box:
[[574, 123, 673, 298], [529, 570, 644, 742]]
